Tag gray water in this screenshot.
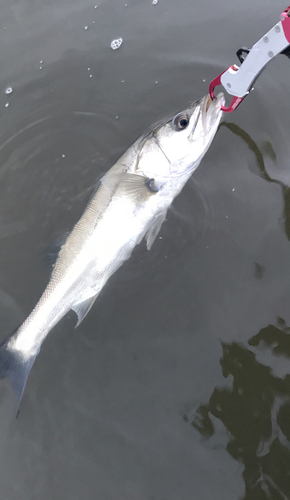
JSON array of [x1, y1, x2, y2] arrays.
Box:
[[0, 0, 289, 499]]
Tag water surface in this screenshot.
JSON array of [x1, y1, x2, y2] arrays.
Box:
[[0, 1, 289, 499]]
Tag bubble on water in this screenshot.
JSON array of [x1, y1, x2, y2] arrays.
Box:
[[121, 80, 125, 83], [111, 38, 123, 50], [155, 81, 158, 84], [5, 103, 9, 108], [3, 27, 6, 30], [152, 0, 158, 4], [40, 60, 43, 64], [87, 67, 90, 70], [39, 66, 43, 70], [5, 87, 12, 95], [116, 116, 119, 119], [94, 5, 98, 8], [89, 74, 93, 78], [62, 154, 65, 158], [202, 79, 206, 82], [232, 188, 235, 192], [125, 3, 128, 5], [84, 26, 88, 31]]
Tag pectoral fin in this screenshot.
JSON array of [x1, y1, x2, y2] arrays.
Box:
[[145, 209, 167, 250], [71, 295, 99, 327], [102, 173, 159, 204]]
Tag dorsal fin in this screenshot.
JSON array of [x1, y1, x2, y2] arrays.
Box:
[[45, 232, 70, 270]]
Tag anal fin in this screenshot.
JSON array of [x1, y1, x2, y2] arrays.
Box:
[[71, 295, 99, 327]]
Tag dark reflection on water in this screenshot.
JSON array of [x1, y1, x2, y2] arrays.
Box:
[[220, 122, 275, 184], [188, 319, 290, 499], [221, 120, 290, 244]]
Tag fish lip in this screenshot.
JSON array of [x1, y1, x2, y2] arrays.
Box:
[[205, 94, 212, 112], [206, 92, 225, 114]]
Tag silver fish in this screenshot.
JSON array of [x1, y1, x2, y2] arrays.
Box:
[[0, 93, 224, 411]]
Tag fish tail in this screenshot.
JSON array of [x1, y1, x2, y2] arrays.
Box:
[[0, 339, 37, 416]]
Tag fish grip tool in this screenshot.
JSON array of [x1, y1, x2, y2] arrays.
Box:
[[209, 5, 290, 112]]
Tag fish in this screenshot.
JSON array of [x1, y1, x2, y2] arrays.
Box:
[[0, 92, 224, 412]]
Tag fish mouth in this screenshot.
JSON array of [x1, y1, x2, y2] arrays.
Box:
[[201, 93, 225, 134]]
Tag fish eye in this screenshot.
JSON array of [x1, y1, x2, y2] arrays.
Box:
[[172, 113, 189, 131]]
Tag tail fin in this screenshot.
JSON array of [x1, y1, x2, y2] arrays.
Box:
[[0, 340, 37, 416]]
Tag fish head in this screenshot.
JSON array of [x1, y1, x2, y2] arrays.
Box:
[[134, 93, 225, 180]]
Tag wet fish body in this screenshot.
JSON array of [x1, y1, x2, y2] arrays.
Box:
[[0, 93, 224, 411]]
